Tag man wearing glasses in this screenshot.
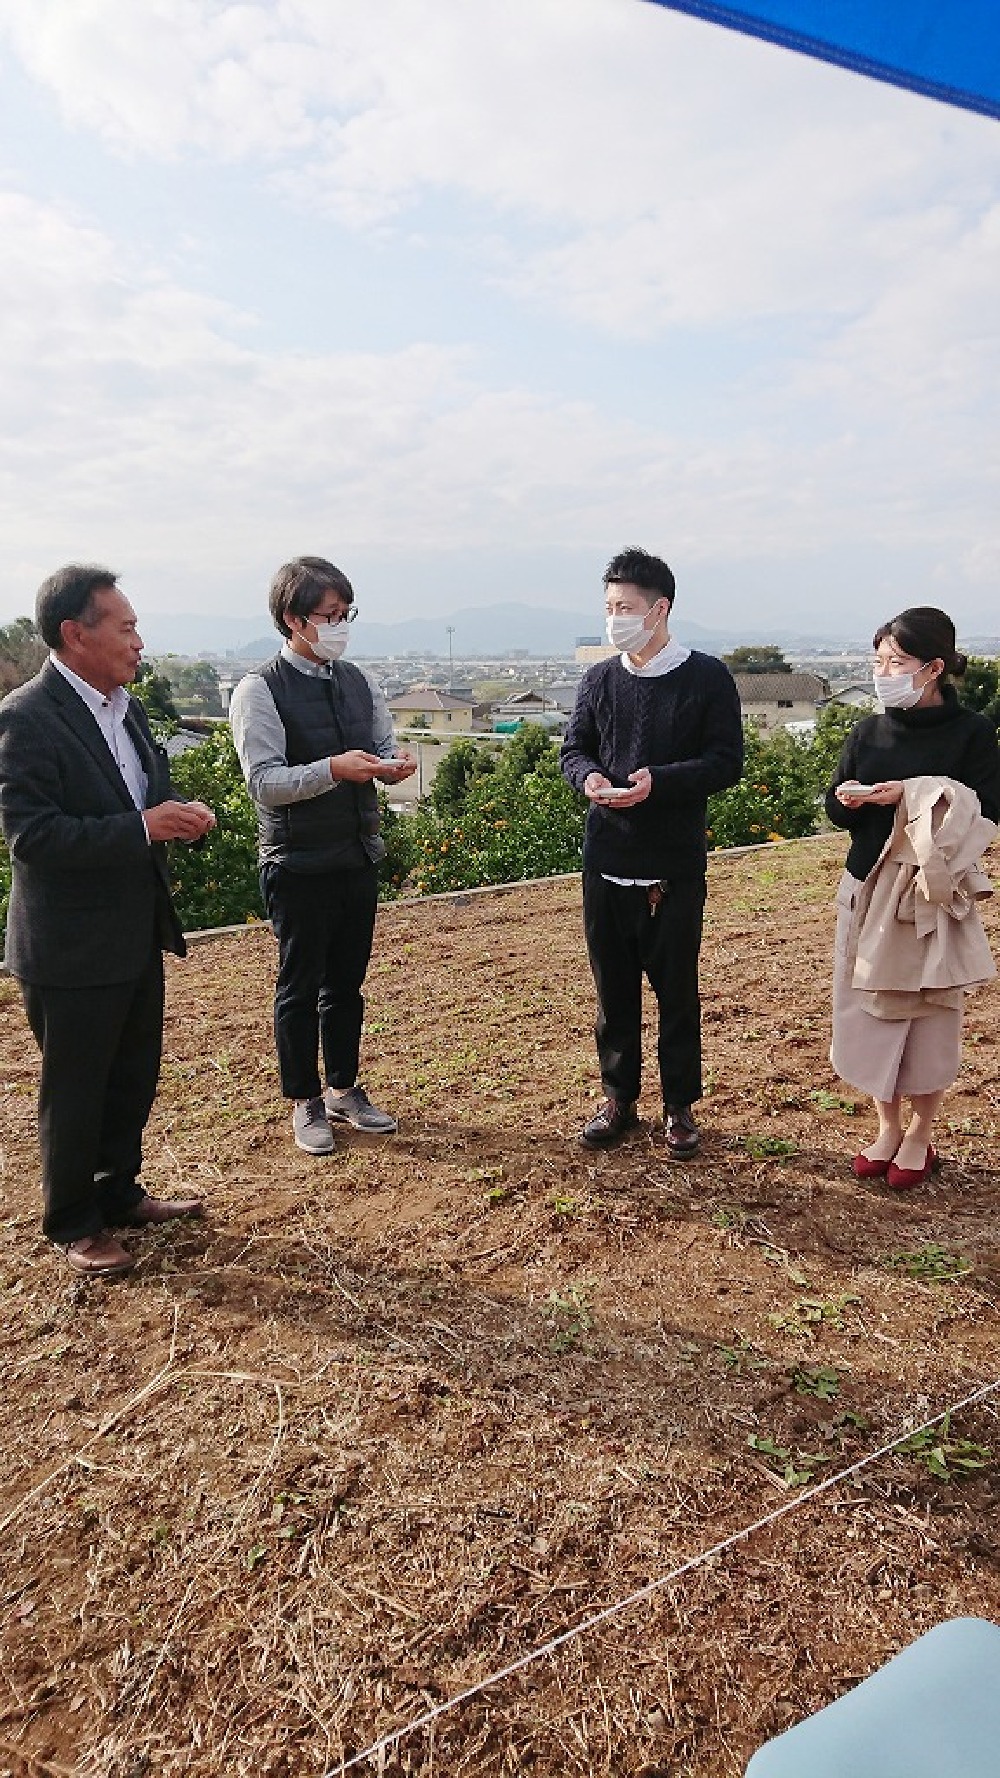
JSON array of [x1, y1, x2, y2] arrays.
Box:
[[230, 557, 416, 1155]]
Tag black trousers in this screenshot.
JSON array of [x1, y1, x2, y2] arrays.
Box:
[[261, 862, 379, 1101], [582, 868, 706, 1110], [20, 948, 164, 1244]]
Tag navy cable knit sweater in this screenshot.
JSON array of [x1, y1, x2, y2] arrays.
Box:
[[560, 651, 744, 879]]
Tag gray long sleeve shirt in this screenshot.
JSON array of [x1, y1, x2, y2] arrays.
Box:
[[229, 643, 397, 809]]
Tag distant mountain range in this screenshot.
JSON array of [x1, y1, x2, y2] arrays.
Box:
[[138, 602, 888, 660]]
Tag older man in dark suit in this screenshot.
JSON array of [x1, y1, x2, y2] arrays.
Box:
[[0, 565, 216, 1276]]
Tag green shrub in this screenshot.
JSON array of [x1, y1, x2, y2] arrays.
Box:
[[406, 727, 586, 894], [706, 721, 822, 850], [808, 699, 863, 786], [167, 726, 261, 929], [377, 790, 420, 899], [130, 662, 179, 727], [958, 656, 1000, 733], [428, 736, 498, 817]]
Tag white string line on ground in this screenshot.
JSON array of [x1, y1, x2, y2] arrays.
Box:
[[325, 1375, 1000, 1777]]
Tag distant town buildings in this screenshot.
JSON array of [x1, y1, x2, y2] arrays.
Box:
[[732, 671, 830, 731], [210, 650, 849, 745], [491, 689, 566, 732], [385, 687, 479, 731], [820, 681, 877, 710], [149, 637, 918, 802], [574, 637, 617, 664]]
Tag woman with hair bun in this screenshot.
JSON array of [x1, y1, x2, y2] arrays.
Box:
[[826, 606, 1000, 1187]]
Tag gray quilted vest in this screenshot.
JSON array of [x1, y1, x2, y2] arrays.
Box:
[[256, 655, 385, 872]]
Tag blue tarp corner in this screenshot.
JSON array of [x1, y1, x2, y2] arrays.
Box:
[[644, 2, 1000, 120]]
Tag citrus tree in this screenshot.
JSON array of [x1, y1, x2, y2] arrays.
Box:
[[166, 726, 261, 929], [958, 656, 1000, 732], [807, 698, 863, 785], [406, 726, 586, 894], [706, 720, 826, 850]]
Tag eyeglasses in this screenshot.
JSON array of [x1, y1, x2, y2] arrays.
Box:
[[313, 606, 358, 625]]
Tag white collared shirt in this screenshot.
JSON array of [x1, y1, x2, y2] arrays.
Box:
[[604, 635, 692, 884], [619, 634, 691, 678], [50, 653, 148, 812]]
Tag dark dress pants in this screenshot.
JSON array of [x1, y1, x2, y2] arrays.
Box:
[[20, 946, 164, 1244], [583, 868, 706, 1110], [261, 862, 379, 1101]]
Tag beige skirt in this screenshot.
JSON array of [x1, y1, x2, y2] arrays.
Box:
[[830, 870, 962, 1102]]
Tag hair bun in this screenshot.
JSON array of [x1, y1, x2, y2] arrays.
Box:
[[952, 650, 968, 677]]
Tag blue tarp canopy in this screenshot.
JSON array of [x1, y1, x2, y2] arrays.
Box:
[[645, 2, 1000, 119]]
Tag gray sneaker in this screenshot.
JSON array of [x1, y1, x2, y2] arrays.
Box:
[[292, 1096, 335, 1155], [324, 1084, 397, 1134]]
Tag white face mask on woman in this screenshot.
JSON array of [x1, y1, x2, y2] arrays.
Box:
[[873, 666, 930, 710], [309, 619, 350, 662]]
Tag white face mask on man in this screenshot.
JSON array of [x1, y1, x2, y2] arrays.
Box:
[[606, 601, 662, 652], [309, 619, 350, 662]]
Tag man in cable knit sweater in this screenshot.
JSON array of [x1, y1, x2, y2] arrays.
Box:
[[560, 548, 744, 1156]]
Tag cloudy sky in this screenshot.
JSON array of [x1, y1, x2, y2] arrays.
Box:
[[1, 0, 998, 643]]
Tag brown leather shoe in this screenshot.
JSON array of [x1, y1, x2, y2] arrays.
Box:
[[580, 1099, 638, 1149], [55, 1234, 135, 1276], [664, 1105, 701, 1159], [125, 1193, 205, 1226]]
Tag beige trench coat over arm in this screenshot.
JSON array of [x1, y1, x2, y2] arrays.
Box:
[[851, 775, 997, 1020]]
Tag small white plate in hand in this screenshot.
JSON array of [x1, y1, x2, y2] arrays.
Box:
[[598, 786, 633, 800]]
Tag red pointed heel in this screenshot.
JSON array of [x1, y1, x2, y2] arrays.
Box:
[[852, 1151, 894, 1179], [885, 1145, 939, 1190]]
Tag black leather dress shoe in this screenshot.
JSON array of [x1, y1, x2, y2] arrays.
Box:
[[664, 1105, 700, 1158], [579, 1099, 638, 1149]]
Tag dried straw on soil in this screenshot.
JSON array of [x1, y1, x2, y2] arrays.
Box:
[[1, 835, 999, 1778]]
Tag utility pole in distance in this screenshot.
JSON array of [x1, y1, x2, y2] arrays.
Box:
[[446, 625, 455, 690]]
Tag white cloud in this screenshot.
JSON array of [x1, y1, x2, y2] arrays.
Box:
[[1, 4, 998, 629], [1, 0, 320, 160], [0, 190, 700, 599], [6, 0, 998, 334], [796, 199, 1000, 414], [1, 178, 997, 623]]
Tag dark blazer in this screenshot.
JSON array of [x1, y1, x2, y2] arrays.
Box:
[[0, 662, 185, 986]]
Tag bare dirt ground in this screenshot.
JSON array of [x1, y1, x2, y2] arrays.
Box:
[[2, 834, 999, 1778]]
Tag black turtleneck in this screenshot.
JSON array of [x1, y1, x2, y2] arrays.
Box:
[[825, 684, 1000, 881]]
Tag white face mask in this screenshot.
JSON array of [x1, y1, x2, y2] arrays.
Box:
[[309, 618, 350, 662], [873, 666, 928, 710], [606, 607, 656, 652]]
